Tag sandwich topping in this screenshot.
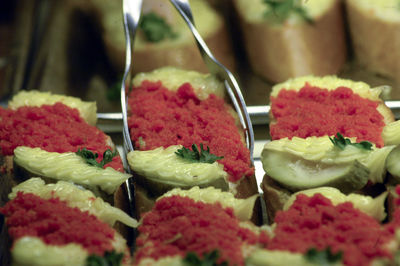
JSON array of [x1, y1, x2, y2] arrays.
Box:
[[134, 195, 259, 266], [264, 193, 394, 265], [128, 80, 254, 182], [0, 192, 116, 256], [0, 103, 123, 171], [270, 84, 385, 147]]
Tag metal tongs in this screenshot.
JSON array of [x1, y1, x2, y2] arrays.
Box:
[[169, 0, 255, 162], [121, 0, 254, 162]]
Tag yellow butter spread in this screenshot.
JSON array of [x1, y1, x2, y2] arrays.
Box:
[[132, 66, 225, 100], [9, 178, 138, 228], [13, 146, 131, 195], [347, 0, 400, 22], [160, 186, 258, 221], [235, 0, 335, 24], [127, 145, 227, 186], [283, 187, 387, 221]]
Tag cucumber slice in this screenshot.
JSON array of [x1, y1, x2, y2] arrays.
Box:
[[127, 146, 228, 197], [13, 146, 131, 195], [262, 150, 369, 193]]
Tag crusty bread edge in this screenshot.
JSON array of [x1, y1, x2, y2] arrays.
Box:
[[234, 0, 347, 83], [103, 18, 235, 74]]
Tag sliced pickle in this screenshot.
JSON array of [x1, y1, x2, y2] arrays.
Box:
[[261, 149, 369, 193]]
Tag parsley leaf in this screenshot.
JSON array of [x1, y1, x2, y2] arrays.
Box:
[[86, 250, 124, 266], [263, 0, 313, 24], [175, 144, 223, 164], [139, 12, 177, 42], [76, 148, 118, 168], [329, 133, 373, 151], [183, 250, 228, 266], [305, 247, 342, 265], [107, 80, 121, 102]]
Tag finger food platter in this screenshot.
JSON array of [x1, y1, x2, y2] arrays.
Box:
[[3, 0, 400, 265]]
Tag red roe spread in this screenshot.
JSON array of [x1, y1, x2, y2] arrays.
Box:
[[0, 103, 122, 171], [134, 196, 259, 265], [270, 84, 385, 147], [0, 192, 115, 255], [128, 81, 254, 182], [266, 194, 393, 266], [385, 185, 400, 236]]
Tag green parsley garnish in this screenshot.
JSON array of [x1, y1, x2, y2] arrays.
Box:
[[329, 133, 373, 151], [263, 0, 313, 24], [86, 250, 124, 266], [139, 12, 177, 42], [305, 247, 342, 265], [175, 144, 223, 164], [107, 80, 121, 102], [76, 148, 118, 168], [183, 250, 228, 266]]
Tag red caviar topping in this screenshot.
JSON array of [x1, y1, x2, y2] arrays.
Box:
[[128, 81, 254, 182], [0, 103, 122, 171], [270, 84, 385, 147], [0, 192, 115, 255], [267, 194, 392, 266], [135, 196, 258, 265]]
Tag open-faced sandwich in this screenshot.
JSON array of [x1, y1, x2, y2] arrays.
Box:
[[0, 178, 138, 266], [126, 67, 259, 220], [345, 0, 400, 83], [133, 186, 265, 266], [261, 76, 400, 220], [233, 0, 347, 83], [0, 90, 131, 204], [89, 0, 235, 74], [247, 186, 400, 266]]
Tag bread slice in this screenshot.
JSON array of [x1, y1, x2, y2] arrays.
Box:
[[233, 0, 346, 83], [249, 189, 394, 265], [1, 178, 134, 266], [261, 76, 399, 219], [90, 0, 235, 74], [133, 187, 262, 265], [126, 67, 260, 221], [345, 0, 400, 83], [0, 91, 129, 203]]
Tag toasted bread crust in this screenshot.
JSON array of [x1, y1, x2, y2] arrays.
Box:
[[234, 174, 262, 225], [235, 0, 346, 83], [0, 155, 14, 208], [103, 21, 235, 74], [260, 174, 291, 223], [346, 1, 400, 83], [133, 173, 262, 224]]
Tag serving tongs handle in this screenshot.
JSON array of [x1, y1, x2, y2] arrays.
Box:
[[169, 0, 255, 162], [121, 0, 143, 156], [120, 0, 143, 236]]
